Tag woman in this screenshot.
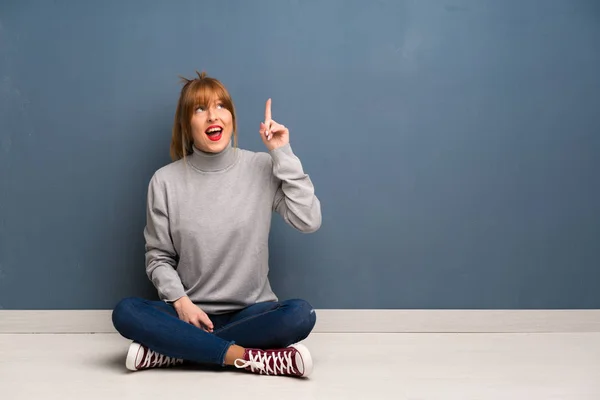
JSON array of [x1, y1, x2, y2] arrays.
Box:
[[111, 71, 321, 378]]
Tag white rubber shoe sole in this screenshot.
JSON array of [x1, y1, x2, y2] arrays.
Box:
[[125, 342, 144, 371], [289, 343, 313, 377]]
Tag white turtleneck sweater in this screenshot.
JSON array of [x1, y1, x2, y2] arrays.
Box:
[[143, 141, 321, 314]]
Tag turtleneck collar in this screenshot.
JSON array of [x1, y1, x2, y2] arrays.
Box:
[[188, 141, 238, 172]]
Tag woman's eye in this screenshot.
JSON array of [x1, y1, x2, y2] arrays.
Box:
[[216, 103, 224, 109], [195, 106, 205, 113]]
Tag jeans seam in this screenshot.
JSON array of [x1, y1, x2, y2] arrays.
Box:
[[213, 304, 283, 335]]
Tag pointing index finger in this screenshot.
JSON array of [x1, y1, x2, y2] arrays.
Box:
[[265, 98, 272, 123]]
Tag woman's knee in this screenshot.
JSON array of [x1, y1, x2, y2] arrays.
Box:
[[111, 297, 145, 336], [282, 299, 317, 340]]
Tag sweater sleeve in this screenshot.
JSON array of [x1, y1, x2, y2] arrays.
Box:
[[270, 143, 322, 233], [144, 174, 187, 302]]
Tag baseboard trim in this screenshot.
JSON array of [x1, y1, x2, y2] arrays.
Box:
[[1, 310, 599, 333]]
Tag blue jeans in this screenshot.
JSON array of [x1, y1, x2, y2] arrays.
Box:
[[111, 297, 317, 366]]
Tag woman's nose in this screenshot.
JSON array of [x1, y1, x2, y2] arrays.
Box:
[[207, 109, 218, 121]]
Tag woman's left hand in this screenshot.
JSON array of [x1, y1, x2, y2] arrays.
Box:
[[260, 98, 289, 151]]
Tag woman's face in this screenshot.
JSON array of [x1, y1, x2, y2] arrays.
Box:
[[190, 96, 234, 153]]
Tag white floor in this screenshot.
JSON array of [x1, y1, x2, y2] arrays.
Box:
[[0, 333, 599, 400]]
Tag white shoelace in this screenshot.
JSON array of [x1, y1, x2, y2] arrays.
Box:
[[234, 350, 295, 376], [141, 349, 183, 369]]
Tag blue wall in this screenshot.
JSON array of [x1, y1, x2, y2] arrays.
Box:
[[1, 0, 599, 309]]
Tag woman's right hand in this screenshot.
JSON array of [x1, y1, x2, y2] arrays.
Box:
[[173, 296, 214, 332]]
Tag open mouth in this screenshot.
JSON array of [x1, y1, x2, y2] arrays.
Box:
[[205, 125, 223, 142]]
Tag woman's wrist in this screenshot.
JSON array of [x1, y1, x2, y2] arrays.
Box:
[[173, 296, 190, 309]]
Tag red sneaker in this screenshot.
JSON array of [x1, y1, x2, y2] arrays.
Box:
[[125, 342, 184, 371], [234, 343, 313, 377]]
